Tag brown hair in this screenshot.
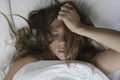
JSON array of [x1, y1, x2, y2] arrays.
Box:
[[1, 1, 102, 63]]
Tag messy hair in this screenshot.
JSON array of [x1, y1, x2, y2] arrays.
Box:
[[0, 1, 101, 64]]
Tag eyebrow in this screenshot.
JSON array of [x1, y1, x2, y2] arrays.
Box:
[[51, 30, 58, 32], [50, 25, 61, 31], [50, 22, 64, 29], [51, 26, 59, 29]]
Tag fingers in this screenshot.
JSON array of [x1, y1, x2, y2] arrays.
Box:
[[61, 3, 74, 11], [59, 10, 68, 15], [59, 3, 75, 15], [57, 3, 74, 20], [57, 14, 64, 20]]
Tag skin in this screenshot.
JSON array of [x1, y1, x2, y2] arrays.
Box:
[[49, 19, 66, 60], [4, 3, 120, 80]]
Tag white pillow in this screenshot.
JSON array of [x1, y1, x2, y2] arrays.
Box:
[[0, 0, 16, 67], [0, 0, 80, 67], [83, 0, 120, 31], [0, 0, 54, 67]]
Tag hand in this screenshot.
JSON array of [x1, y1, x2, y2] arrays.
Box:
[[57, 3, 82, 33]]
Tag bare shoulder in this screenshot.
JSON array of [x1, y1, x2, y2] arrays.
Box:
[[4, 56, 39, 80], [92, 49, 120, 75]]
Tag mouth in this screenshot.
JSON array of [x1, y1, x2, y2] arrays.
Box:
[[58, 49, 65, 53], [58, 51, 65, 53]]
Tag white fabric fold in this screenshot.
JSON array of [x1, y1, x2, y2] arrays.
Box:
[[13, 61, 109, 80], [108, 70, 120, 80], [0, 66, 10, 80]]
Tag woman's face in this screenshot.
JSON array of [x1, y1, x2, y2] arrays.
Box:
[[49, 19, 66, 60]]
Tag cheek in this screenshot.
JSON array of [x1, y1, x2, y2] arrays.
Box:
[[49, 40, 58, 52]]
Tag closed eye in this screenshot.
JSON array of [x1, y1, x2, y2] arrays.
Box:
[[51, 31, 59, 37]]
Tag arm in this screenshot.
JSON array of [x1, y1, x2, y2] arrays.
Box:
[[76, 25, 120, 53], [92, 49, 120, 75], [4, 56, 38, 80], [58, 3, 120, 53]]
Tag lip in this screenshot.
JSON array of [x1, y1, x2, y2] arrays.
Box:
[[58, 51, 65, 53], [58, 50, 65, 53]]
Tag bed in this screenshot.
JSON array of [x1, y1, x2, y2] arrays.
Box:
[[0, 0, 120, 80]]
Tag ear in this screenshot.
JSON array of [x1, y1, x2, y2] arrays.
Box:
[[28, 9, 44, 29]]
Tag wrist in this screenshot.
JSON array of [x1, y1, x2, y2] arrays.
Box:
[[74, 24, 86, 34], [75, 24, 94, 37]]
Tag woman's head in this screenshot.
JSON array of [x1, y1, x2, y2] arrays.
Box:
[[28, 2, 82, 60], [11, 1, 100, 62], [49, 19, 66, 60]]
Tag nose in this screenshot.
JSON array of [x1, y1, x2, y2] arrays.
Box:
[[58, 37, 65, 49], [58, 36, 65, 44]]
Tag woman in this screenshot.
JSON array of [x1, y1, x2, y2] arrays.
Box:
[[3, 1, 120, 80]]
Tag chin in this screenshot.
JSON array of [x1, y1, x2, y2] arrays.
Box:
[[59, 57, 66, 60], [55, 52, 66, 60]]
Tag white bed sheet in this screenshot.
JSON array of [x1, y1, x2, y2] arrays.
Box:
[[12, 61, 109, 80]]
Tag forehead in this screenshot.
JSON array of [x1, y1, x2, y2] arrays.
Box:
[[50, 19, 64, 29]]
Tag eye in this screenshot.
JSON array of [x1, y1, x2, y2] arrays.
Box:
[[51, 31, 59, 37]]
